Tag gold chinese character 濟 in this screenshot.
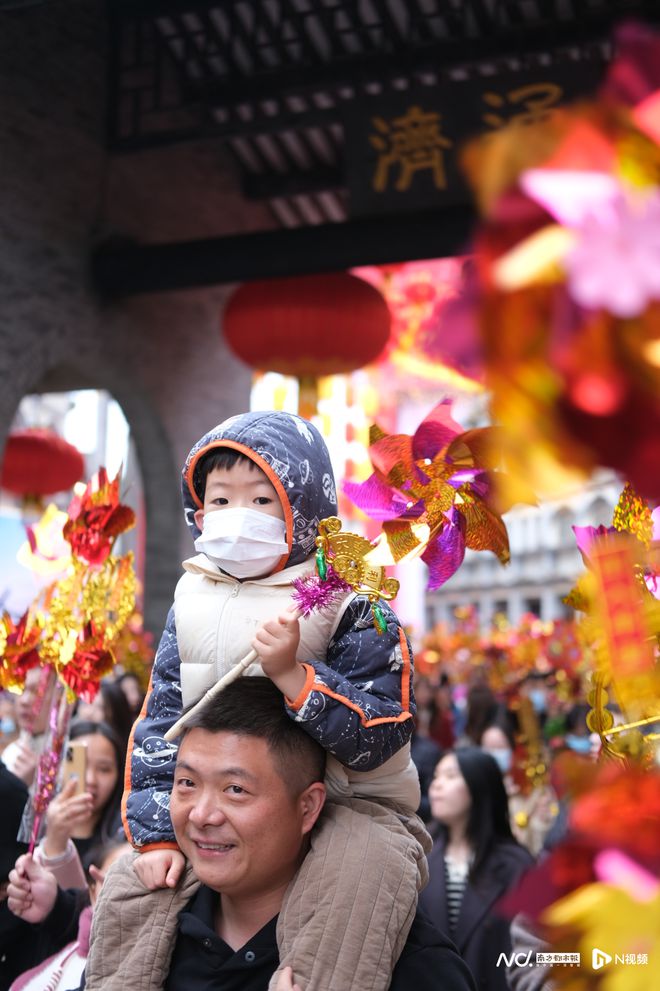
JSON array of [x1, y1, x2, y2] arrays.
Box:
[[370, 106, 453, 192]]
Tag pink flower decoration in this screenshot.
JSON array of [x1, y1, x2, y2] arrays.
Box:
[[521, 169, 619, 228], [521, 169, 660, 317], [566, 190, 660, 317]]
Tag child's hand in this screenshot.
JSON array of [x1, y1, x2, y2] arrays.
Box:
[[252, 608, 305, 700], [133, 849, 185, 890], [253, 606, 301, 677], [274, 966, 303, 991], [7, 853, 58, 924]]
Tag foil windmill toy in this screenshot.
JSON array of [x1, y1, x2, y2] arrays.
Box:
[[1, 467, 137, 848], [343, 399, 532, 589]]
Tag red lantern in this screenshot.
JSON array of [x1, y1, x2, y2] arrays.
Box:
[[223, 273, 391, 416], [1, 428, 85, 499]]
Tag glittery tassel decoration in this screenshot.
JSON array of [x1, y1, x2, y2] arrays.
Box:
[[612, 482, 654, 548], [291, 565, 351, 617]]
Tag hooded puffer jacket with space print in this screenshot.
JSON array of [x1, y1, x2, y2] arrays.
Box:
[[123, 411, 417, 850]]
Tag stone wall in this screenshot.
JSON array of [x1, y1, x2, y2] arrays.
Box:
[[0, 1, 273, 633]]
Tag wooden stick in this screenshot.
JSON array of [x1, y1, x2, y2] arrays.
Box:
[[164, 605, 304, 741], [164, 647, 258, 741]]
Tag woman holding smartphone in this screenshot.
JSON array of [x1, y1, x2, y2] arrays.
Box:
[[36, 721, 124, 887]]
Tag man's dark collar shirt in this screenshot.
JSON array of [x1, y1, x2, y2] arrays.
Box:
[[165, 884, 477, 991], [165, 885, 278, 991]]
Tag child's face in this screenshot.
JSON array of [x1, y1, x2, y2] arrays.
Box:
[[194, 460, 284, 531]]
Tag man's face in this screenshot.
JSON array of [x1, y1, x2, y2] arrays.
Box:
[[171, 729, 322, 900], [17, 667, 53, 734]]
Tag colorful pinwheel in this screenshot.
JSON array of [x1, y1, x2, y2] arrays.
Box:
[[57, 622, 116, 703], [343, 400, 530, 589]]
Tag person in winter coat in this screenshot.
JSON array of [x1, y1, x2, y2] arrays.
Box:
[[420, 748, 534, 991], [7, 838, 131, 991], [87, 410, 430, 991]]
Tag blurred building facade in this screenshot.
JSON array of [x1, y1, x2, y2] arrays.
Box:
[[425, 472, 620, 629]]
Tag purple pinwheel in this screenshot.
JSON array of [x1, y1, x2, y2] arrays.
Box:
[[343, 401, 528, 589]]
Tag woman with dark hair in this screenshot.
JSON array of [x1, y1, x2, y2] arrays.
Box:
[[460, 683, 499, 746], [116, 672, 145, 721], [480, 721, 558, 856], [76, 680, 134, 751], [420, 748, 534, 991], [36, 721, 124, 878]]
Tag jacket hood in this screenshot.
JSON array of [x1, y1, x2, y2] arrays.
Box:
[[182, 411, 338, 569]]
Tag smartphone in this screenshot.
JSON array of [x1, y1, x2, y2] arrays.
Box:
[[62, 741, 88, 795]]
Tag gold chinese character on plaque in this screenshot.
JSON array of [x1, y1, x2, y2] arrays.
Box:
[[481, 82, 563, 130], [370, 106, 453, 192]]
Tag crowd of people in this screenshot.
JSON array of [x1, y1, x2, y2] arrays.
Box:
[[0, 669, 143, 989], [0, 654, 594, 991], [0, 410, 601, 991]]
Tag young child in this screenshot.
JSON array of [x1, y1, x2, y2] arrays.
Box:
[[86, 410, 430, 991]]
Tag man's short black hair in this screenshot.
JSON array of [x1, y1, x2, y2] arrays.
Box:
[[194, 448, 255, 501], [180, 678, 326, 795]]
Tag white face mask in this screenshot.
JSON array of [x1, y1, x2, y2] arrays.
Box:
[[484, 747, 512, 775], [194, 507, 289, 579]]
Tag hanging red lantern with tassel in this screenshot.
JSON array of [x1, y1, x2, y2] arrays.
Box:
[[1, 428, 85, 504], [223, 272, 391, 418]]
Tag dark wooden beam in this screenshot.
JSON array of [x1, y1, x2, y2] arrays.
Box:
[[91, 206, 476, 296], [241, 165, 343, 199]]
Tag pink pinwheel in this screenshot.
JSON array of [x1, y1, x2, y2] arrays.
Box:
[[343, 401, 525, 590]]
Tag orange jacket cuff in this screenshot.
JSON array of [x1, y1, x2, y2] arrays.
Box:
[[285, 662, 316, 711], [136, 841, 181, 854]]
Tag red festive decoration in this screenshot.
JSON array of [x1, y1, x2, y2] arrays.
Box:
[[223, 273, 391, 416], [59, 622, 115, 703], [0, 610, 42, 691], [63, 467, 136, 566], [1, 429, 84, 498]]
